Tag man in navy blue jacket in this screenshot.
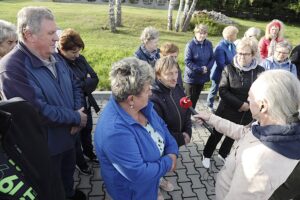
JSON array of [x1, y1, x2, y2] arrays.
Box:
[[0, 7, 87, 200]]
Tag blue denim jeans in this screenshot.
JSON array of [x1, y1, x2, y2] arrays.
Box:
[[206, 80, 219, 108]]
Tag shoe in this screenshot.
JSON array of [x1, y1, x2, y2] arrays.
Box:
[[67, 189, 86, 200], [159, 177, 174, 192], [157, 189, 164, 200], [84, 153, 99, 164], [76, 165, 92, 176], [218, 154, 226, 163], [202, 156, 210, 169]]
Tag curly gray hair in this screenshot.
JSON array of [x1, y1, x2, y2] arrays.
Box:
[[0, 20, 17, 44], [110, 57, 154, 102], [140, 26, 159, 44]]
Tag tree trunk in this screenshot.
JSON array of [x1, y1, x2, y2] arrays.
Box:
[[174, 0, 184, 32], [181, 0, 198, 32], [180, 0, 190, 29], [115, 0, 122, 27], [167, 0, 175, 30], [109, 0, 116, 32]]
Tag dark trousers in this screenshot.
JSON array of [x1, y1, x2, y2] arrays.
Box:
[[203, 129, 234, 158], [51, 148, 76, 198], [269, 162, 300, 200], [75, 110, 95, 168], [80, 112, 94, 158], [184, 83, 204, 109]]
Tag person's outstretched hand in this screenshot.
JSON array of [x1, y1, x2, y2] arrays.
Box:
[[193, 112, 211, 124]]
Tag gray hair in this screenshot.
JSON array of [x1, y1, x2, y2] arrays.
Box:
[[222, 25, 238, 40], [140, 26, 159, 44], [110, 57, 154, 102], [0, 20, 17, 44], [17, 6, 54, 42], [244, 27, 261, 39], [237, 37, 258, 56], [275, 40, 292, 53], [251, 70, 300, 124]]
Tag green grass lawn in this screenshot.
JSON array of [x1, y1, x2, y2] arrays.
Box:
[[1, 0, 300, 90]]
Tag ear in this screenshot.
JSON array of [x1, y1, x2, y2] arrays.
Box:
[[126, 95, 134, 103], [23, 29, 35, 43], [260, 99, 268, 113]]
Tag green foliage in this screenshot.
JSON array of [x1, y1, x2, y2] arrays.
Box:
[[189, 14, 227, 36], [1, 0, 300, 90]]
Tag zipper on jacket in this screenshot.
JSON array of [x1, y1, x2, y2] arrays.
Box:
[[170, 90, 182, 132]]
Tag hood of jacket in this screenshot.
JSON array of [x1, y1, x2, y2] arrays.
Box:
[[252, 122, 300, 159]]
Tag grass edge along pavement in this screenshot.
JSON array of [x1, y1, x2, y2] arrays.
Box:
[[0, 0, 300, 90]]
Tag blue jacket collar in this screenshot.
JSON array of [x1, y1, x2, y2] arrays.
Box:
[[110, 95, 155, 125], [193, 37, 205, 45], [252, 122, 300, 159]]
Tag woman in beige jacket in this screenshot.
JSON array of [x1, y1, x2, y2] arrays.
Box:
[[195, 69, 300, 200]]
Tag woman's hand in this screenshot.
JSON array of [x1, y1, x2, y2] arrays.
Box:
[[238, 102, 249, 112], [183, 132, 191, 144], [167, 154, 177, 172], [193, 112, 211, 123]]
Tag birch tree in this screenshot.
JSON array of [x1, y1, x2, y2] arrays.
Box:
[[174, 0, 184, 32], [180, 0, 190, 28], [181, 0, 198, 32], [109, 0, 116, 32], [116, 0, 122, 27], [167, 0, 176, 30]]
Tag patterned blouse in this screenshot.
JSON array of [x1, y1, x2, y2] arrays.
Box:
[[144, 122, 165, 156]]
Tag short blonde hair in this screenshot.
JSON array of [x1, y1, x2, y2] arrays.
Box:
[[140, 26, 159, 44], [244, 27, 261, 39], [237, 37, 258, 56], [160, 42, 179, 56], [155, 56, 178, 77], [222, 25, 239, 40], [194, 24, 208, 33]]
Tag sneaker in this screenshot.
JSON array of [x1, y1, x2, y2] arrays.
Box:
[[202, 156, 210, 169], [159, 177, 174, 192], [67, 189, 86, 200], [157, 189, 164, 200], [76, 165, 92, 176], [218, 154, 226, 163]]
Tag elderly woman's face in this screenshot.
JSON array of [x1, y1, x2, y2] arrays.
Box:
[[0, 36, 17, 57], [274, 46, 289, 62], [247, 88, 261, 121], [227, 33, 237, 42], [236, 46, 253, 67], [195, 31, 207, 42], [145, 38, 159, 53], [270, 26, 279, 38], [134, 83, 152, 111], [157, 65, 178, 88]]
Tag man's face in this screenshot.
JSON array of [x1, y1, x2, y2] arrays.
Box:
[[31, 19, 58, 59]]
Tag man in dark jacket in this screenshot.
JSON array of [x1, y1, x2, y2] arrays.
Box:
[[0, 7, 87, 200], [0, 98, 65, 200]]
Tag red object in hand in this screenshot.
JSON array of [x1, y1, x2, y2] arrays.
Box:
[[179, 97, 193, 109]]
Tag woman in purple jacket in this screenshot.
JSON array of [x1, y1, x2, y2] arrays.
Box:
[[184, 24, 214, 108]]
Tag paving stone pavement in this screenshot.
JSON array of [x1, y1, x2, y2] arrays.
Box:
[[74, 94, 224, 200]]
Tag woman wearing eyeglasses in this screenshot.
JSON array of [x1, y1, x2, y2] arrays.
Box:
[[261, 40, 297, 76], [202, 38, 265, 168]]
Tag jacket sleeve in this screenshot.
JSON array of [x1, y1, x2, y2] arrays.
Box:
[[223, 152, 272, 200], [80, 56, 99, 94], [219, 67, 244, 110], [1, 71, 81, 126], [207, 42, 215, 70], [215, 47, 227, 71], [102, 123, 175, 184], [70, 71, 83, 110], [259, 38, 267, 59], [184, 42, 204, 74], [208, 114, 245, 140], [183, 110, 192, 137]]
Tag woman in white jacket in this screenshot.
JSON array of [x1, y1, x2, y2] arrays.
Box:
[[195, 69, 300, 200]]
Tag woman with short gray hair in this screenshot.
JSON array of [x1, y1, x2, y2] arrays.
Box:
[[0, 20, 17, 59], [135, 26, 160, 68], [261, 40, 297, 76], [94, 57, 178, 200], [195, 69, 300, 200]]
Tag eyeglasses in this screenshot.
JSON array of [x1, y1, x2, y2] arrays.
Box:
[[275, 50, 289, 55], [237, 52, 252, 57]]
